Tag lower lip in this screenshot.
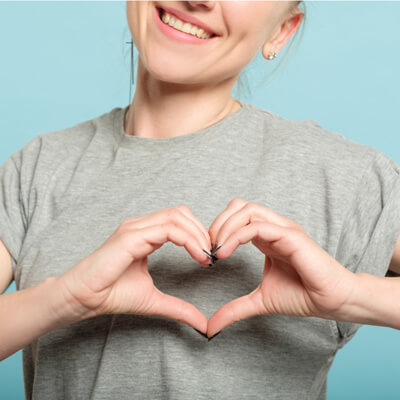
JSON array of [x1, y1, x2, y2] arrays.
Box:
[[154, 6, 218, 45]]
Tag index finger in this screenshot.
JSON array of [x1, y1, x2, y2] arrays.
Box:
[[175, 204, 212, 250], [208, 198, 248, 247]]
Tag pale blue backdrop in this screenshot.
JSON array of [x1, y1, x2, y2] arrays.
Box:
[[0, 1, 399, 399]]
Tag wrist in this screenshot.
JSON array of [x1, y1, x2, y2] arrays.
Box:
[[46, 276, 96, 325], [332, 272, 400, 330]]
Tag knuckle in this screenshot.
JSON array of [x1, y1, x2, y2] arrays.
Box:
[[162, 221, 176, 232], [119, 217, 137, 227], [119, 229, 137, 246], [244, 201, 258, 212], [229, 197, 246, 207], [253, 220, 264, 228], [115, 224, 128, 238], [167, 207, 182, 220], [290, 228, 307, 244], [118, 220, 129, 230], [285, 219, 307, 234], [176, 204, 191, 214], [295, 223, 308, 234], [279, 215, 306, 232]]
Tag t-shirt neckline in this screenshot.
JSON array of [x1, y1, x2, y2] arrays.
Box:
[[112, 101, 251, 151]]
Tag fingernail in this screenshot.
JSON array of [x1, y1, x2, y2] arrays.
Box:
[[202, 248, 212, 258], [211, 243, 222, 253], [193, 328, 208, 339], [214, 244, 222, 253], [208, 331, 222, 342], [202, 249, 213, 265]]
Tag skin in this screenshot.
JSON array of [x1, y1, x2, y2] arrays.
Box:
[[7, 2, 400, 360], [118, 1, 359, 338], [124, 0, 303, 139], [123, 1, 353, 337], [58, 0, 400, 340], [2, 1, 400, 363]]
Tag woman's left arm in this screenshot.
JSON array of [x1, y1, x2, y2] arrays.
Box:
[[341, 270, 400, 330], [205, 198, 400, 338], [339, 234, 400, 330]]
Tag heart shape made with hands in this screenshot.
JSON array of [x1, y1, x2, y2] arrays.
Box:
[[160, 198, 357, 342]]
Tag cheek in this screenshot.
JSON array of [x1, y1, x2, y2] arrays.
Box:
[[223, 3, 274, 47], [227, 1, 283, 39], [126, 2, 146, 41]]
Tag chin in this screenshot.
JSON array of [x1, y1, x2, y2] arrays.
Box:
[[142, 50, 207, 85]]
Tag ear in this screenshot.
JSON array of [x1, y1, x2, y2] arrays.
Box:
[[261, 8, 303, 60]]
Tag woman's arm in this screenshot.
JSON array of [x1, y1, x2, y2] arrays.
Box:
[[332, 273, 400, 330], [0, 276, 88, 361]]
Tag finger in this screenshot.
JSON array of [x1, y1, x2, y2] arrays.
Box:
[[122, 206, 211, 259], [149, 286, 208, 332], [129, 222, 212, 266], [222, 221, 345, 295], [175, 205, 212, 250], [207, 286, 264, 337], [208, 198, 248, 249], [214, 219, 292, 263], [84, 222, 212, 293], [211, 201, 303, 256]]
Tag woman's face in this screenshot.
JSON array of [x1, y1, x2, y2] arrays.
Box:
[[126, 1, 302, 86]]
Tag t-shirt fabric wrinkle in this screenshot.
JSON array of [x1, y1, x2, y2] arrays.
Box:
[[1, 102, 400, 400]]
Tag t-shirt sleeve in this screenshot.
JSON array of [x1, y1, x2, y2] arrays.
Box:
[[0, 136, 41, 277], [333, 148, 400, 344]]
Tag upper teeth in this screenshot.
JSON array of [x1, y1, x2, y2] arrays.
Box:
[[160, 10, 213, 39]]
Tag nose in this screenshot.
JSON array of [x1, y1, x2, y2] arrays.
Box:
[[187, 1, 216, 10]]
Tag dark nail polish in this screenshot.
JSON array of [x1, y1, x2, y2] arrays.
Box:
[[214, 244, 222, 253], [203, 249, 214, 266], [202, 248, 212, 258], [193, 328, 208, 339], [208, 331, 222, 342]]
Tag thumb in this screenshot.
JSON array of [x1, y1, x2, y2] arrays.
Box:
[[206, 287, 264, 337], [149, 287, 208, 332]]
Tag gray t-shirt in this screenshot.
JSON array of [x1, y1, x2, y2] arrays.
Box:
[[1, 102, 400, 400]]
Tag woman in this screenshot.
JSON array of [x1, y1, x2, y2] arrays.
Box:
[[1, 1, 400, 399]]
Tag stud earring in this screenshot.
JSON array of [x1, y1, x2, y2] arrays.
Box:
[[266, 51, 278, 60]]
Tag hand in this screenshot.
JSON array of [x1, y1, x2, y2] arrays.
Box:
[[56, 205, 212, 332], [206, 198, 357, 338]]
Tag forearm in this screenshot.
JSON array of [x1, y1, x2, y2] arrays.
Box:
[[333, 272, 400, 330], [0, 276, 89, 361]]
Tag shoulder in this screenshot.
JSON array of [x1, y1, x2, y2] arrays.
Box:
[[5, 106, 120, 202], [247, 102, 370, 157], [37, 106, 119, 156], [15, 106, 119, 172], [246, 103, 399, 183]]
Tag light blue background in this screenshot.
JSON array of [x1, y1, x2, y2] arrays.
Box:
[[0, 1, 399, 399]]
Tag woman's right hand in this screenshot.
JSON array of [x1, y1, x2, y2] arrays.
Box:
[[56, 205, 212, 332]]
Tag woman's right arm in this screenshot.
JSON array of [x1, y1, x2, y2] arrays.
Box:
[[0, 266, 89, 362], [0, 205, 213, 362]]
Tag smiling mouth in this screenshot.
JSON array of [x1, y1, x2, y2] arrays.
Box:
[[156, 6, 217, 39]]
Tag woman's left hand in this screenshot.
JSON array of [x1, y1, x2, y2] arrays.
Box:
[[206, 198, 357, 338]]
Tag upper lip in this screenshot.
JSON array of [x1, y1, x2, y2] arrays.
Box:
[[157, 5, 219, 37]]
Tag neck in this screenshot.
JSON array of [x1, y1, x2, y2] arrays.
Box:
[[124, 58, 242, 139]]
